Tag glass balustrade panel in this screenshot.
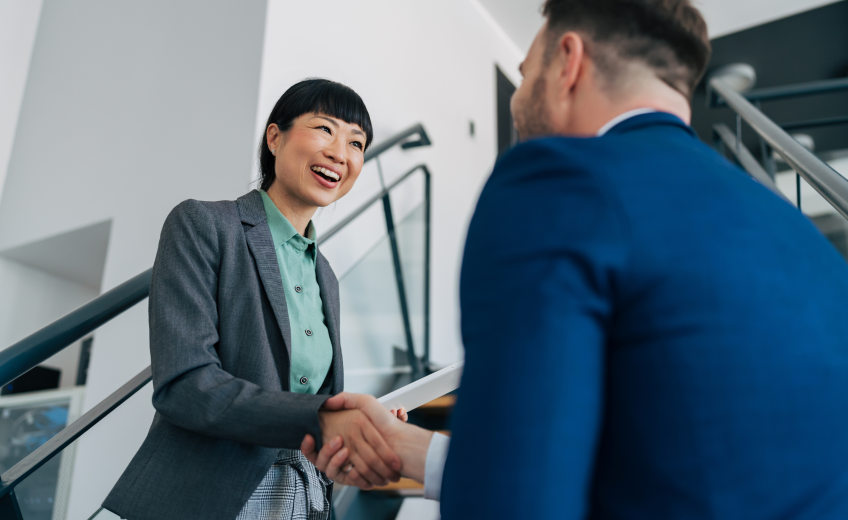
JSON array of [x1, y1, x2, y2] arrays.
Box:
[[2, 382, 153, 520], [387, 171, 427, 362]]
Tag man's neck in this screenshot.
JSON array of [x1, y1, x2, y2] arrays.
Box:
[[567, 80, 692, 136]]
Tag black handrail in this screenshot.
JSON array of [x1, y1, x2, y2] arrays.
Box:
[[0, 124, 432, 513], [319, 164, 429, 242], [364, 123, 430, 162], [0, 270, 152, 388], [781, 115, 848, 131], [710, 77, 848, 107]]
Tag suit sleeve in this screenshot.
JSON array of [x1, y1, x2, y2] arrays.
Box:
[[440, 140, 629, 519], [148, 199, 329, 449]]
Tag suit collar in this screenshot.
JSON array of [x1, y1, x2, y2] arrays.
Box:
[[603, 111, 698, 138], [237, 189, 267, 226], [241, 190, 293, 360], [315, 253, 342, 392], [596, 108, 657, 136]]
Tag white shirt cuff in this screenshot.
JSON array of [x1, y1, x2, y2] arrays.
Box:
[[423, 432, 450, 501]]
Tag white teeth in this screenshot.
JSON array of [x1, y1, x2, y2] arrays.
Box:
[[312, 166, 340, 181]]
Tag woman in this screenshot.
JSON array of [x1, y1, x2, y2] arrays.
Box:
[[102, 79, 401, 520]]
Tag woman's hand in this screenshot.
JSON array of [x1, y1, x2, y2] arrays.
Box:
[[317, 408, 401, 488], [301, 434, 372, 489], [389, 407, 408, 422]]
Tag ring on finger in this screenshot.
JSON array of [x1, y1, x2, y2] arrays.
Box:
[[343, 463, 355, 475]]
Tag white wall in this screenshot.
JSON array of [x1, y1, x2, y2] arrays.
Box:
[[0, 0, 43, 203]]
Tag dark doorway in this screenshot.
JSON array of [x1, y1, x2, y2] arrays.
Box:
[[496, 66, 518, 157]]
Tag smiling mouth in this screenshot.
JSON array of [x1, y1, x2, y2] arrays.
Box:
[[311, 166, 340, 183]]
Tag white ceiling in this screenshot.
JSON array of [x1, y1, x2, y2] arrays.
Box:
[[476, 0, 842, 55]]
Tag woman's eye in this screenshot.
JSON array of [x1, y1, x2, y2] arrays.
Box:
[[318, 125, 331, 134], [351, 141, 363, 150]]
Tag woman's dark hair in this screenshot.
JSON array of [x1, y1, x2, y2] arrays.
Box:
[[257, 78, 373, 191]]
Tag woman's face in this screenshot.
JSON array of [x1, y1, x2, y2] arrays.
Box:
[[266, 112, 367, 210]]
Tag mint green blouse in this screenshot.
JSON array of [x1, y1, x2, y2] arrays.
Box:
[[260, 191, 333, 395]]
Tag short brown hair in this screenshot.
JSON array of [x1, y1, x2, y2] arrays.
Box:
[[542, 0, 711, 99]]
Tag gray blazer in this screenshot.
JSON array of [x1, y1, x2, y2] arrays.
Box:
[[103, 190, 343, 520]]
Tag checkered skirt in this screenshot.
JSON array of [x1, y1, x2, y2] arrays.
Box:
[[235, 449, 333, 520]]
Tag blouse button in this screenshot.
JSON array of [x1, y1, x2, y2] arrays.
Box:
[[300, 376, 308, 385], [295, 286, 302, 293], [305, 329, 312, 336]]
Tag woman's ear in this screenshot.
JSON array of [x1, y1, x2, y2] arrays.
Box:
[[266, 123, 281, 155]]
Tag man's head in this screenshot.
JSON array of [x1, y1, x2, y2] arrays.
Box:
[[512, 0, 711, 140]]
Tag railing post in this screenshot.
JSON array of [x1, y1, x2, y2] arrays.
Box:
[[736, 114, 742, 156], [755, 100, 777, 180], [0, 489, 24, 520], [423, 169, 431, 373], [381, 193, 423, 380]]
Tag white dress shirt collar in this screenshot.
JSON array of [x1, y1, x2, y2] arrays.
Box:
[[596, 108, 657, 137]]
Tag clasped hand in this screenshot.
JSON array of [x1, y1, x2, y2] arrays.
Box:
[[303, 393, 412, 489], [306, 395, 406, 489]]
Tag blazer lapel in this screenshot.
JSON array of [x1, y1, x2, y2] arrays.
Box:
[[238, 191, 292, 359], [316, 252, 344, 392]]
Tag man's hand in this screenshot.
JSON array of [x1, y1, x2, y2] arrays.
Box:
[[316, 407, 401, 488], [303, 393, 433, 486]]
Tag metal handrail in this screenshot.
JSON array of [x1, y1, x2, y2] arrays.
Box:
[[0, 367, 152, 499], [0, 124, 432, 512], [709, 78, 848, 220], [710, 77, 848, 107]]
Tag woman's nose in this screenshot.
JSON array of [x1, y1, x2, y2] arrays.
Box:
[[324, 138, 346, 164]]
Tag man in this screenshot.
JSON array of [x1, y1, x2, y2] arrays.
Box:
[[307, 0, 848, 518]]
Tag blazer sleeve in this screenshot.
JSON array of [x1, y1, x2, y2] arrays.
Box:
[[440, 139, 630, 519], [148, 199, 329, 450]]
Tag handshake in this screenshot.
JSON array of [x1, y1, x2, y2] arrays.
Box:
[[300, 392, 434, 490]]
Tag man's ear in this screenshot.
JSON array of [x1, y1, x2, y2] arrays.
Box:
[[554, 32, 586, 100]]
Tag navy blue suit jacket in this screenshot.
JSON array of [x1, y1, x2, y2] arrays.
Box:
[[442, 113, 848, 519]]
